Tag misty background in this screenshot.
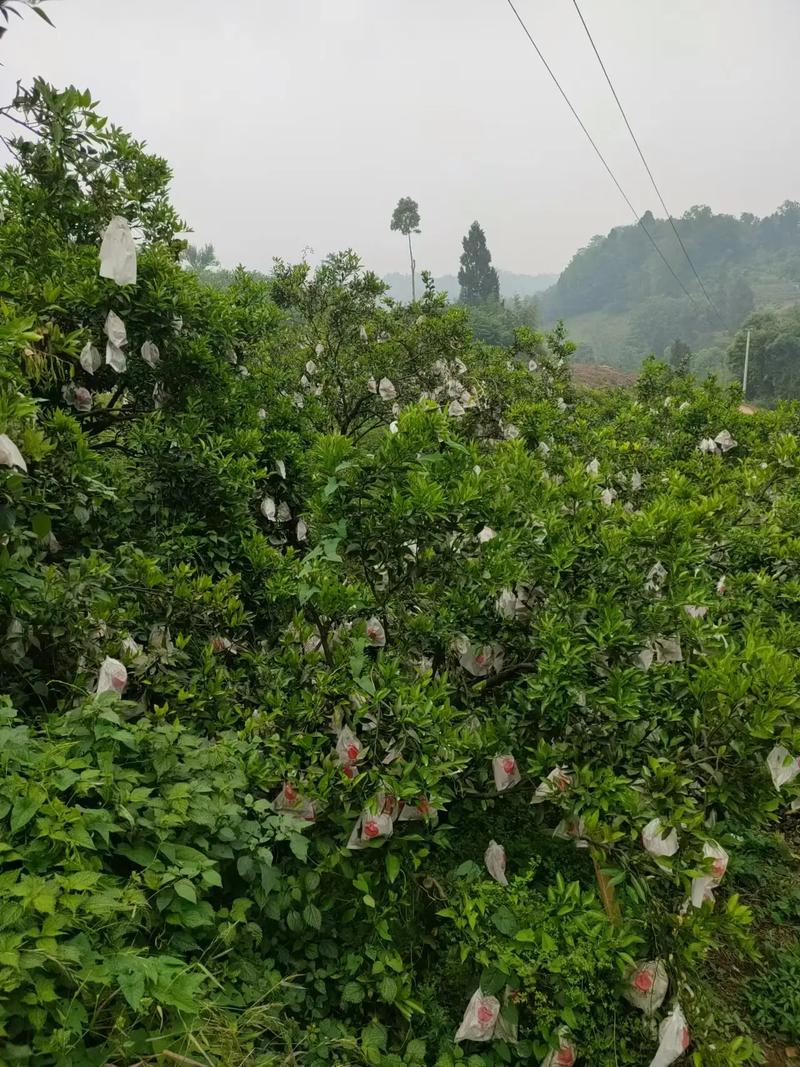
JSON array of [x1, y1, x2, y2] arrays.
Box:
[[2, 0, 798, 282]]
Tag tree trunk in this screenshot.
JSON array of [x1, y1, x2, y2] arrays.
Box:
[[407, 232, 416, 302], [592, 853, 622, 926]]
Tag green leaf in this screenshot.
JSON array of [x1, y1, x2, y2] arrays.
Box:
[[491, 906, 520, 937], [514, 928, 537, 942], [406, 1039, 427, 1064], [31, 512, 51, 539], [289, 833, 309, 861], [385, 853, 401, 884], [362, 1020, 387, 1050], [10, 786, 45, 833], [303, 903, 322, 930], [33, 6, 56, 28], [174, 878, 196, 902], [117, 968, 145, 1010], [379, 975, 398, 1003], [342, 980, 365, 1004]]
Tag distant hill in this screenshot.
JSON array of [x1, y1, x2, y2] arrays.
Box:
[[383, 269, 557, 303], [538, 201, 800, 373]]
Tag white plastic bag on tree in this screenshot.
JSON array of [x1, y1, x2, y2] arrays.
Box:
[[459, 641, 504, 677], [683, 604, 707, 619], [0, 435, 27, 473], [277, 502, 292, 522], [553, 816, 588, 849], [477, 526, 496, 543], [495, 586, 530, 621], [141, 340, 160, 368], [454, 988, 500, 1043], [120, 636, 142, 660], [97, 656, 127, 696], [645, 562, 667, 593], [99, 217, 137, 285], [698, 437, 717, 454], [296, 518, 308, 542], [493, 754, 521, 793], [540, 1033, 577, 1066], [448, 399, 465, 418], [104, 311, 128, 372], [365, 616, 386, 647], [273, 782, 316, 822], [105, 310, 127, 348], [690, 841, 728, 907], [767, 745, 800, 790], [585, 457, 600, 477], [714, 429, 737, 452], [653, 637, 683, 664], [641, 818, 679, 858], [623, 960, 669, 1015], [63, 385, 92, 412], [398, 796, 433, 821], [484, 839, 509, 885], [336, 725, 362, 767], [649, 1003, 690, 1067], [80, 342, 102, 374], [378, 377, 397, 400], [261, 496, 276, 521], [600, 487, 617, 506], [532, 767, 571, 804], [346, 811, 394, 849]]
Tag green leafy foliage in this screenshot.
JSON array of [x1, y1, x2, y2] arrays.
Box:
[[0, 82, 798, 1066]]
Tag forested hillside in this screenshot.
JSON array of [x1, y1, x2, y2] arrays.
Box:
[[539, 203, 800, 372], [3, 75, 800, 1067], [383, 270, 557, 304]]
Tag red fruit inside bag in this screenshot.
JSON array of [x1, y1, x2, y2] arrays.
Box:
[[347, 743, 360, 761], [633, 969, 653, 992], [556, 1048, 574, 1066], [363, 819, 380, 839], [682, 1027, 691, 1050], [343, 763, 356, 780], [502, 757, 516, 774], [477, 1003, 494, 1025], [283, 784, 297, 803]]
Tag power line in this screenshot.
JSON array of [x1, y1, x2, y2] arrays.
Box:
[[569, 0, 728, 329], [501, 0, 702, 309]]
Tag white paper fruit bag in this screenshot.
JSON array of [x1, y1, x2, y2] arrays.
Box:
[[767, 745, 800, 790], [649, 1003, 690, 1067], [346, 812, 394, 849], [641, 818, 679, 858], [99, 216, 137, 285], [540, 1032, 576, 1066], [97, 656, 127, 696], [454, 988, 500, 1042], [690, 841, 728, 907], [484, 840, 508, 885], [532, 767, 571, 804], [493, 754, 521, 792], [623, 959, 668, 1015], [273, 783, 315, 822]]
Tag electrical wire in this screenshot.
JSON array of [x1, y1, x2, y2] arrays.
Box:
[[501, 0, 702, 309], [569, 0, 728, 328]]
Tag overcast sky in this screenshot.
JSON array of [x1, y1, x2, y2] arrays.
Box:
[[3, 0, 799, 278]]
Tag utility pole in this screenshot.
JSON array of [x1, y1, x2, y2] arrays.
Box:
[[742, 329, 751, 399]]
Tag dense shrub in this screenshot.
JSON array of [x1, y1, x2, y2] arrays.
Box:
[[0, 82, 799, 1066]]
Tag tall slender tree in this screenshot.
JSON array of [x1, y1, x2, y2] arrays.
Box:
[[458, 221, 500, 305], [390, 197, 421, 301]]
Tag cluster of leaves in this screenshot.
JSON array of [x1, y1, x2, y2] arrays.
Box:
[[0, 81, 799, 1066]]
